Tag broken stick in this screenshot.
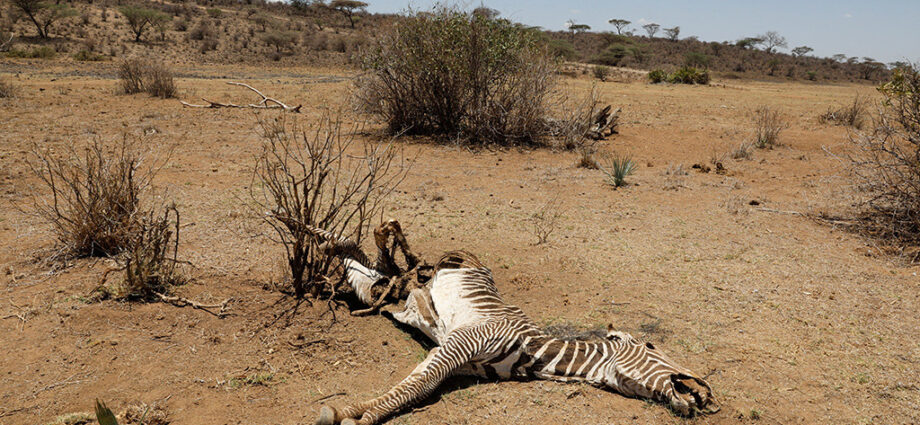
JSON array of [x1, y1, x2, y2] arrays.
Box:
[[180, 81, 302, 112]]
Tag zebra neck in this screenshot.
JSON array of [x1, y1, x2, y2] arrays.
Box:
[[521, 335, 615, 383]]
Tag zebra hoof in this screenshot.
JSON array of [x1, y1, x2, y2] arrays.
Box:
[[341, 419, 357, 425], [315, 406, 336, 425]]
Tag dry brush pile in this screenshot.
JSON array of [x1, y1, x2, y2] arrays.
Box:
[[846, 65, 920, 257]]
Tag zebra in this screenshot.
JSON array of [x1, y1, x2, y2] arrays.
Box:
[[308, 220, 720, 425]]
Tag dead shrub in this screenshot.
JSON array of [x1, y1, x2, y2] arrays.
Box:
[[250, 112, 408, 298], [549, 86, 603, 151], [846, 65, 920, 253], [27, 138, 158, 258], [820, 94, 867, 129], [355, 7, 557, 146], [118, 58, 176, 98], [529, 197, 563, 245], [751, 105, 787, 148]]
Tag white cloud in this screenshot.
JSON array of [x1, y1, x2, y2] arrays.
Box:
[[569, 9, 581, 15], [637, 18, 652, 25], [844, 12, 853, 18]]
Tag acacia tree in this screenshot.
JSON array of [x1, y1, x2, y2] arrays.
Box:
[[759, 31, 787, 53], [663, 25, 679, 41], [832, 53, 847, 62], [330, 0, 366, 28], [608, 18, 630, 35], [642, 22, 659, 37], [119, 6, 168, 42], [736, 37, 763, 50], [472, 6, 499, 19], [9, 0, 76, 38], [791, 45, 813, 57]]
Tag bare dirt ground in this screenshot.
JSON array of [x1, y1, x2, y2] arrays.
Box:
[[1, 62, 918, 425]]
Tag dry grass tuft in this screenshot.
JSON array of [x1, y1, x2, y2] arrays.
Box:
[[124, 401, 169, 425], [820, 94, 867, 129], [0, 76, 15, 98], [751, 105, 787, 149]]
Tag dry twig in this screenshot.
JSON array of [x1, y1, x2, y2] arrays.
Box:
[[180, 82, 302, 112]]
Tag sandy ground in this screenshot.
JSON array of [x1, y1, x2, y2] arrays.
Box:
[[1, 62, 918, 425]]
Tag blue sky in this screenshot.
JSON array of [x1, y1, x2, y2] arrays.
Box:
[[364, 0, 920, 64]]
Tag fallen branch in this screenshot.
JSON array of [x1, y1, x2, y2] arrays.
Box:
[[311, 392, 346, 404], [154, 292, 231, 317], [0, 34, 12, 53], [180, 81, 302, 112], [755, 207, 856, 226]]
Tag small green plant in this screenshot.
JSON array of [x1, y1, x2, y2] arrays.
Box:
[[229, 372, 275, 388], [206, 7, 223, 18], [592, 65, 610, 81], [648, 69, 667, 83], [600, 152, 637, 188], [95, 399, 119, 425], [806, 71, 817, 81]]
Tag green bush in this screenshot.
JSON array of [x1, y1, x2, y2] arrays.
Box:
[[592, 65, 610, 81], [668, 66, 710, 84], [648, 69, 667, 83], [546, 38, 576, 60], [6, 46, 56, 59], [592, 43, 631, 66], [74, 49, 106, 61], [206, 7, 222, 18], [356, 7, 558, 145]]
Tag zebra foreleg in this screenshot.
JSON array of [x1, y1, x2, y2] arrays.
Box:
[[316, 328, 482, 425]]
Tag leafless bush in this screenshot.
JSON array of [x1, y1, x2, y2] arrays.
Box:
[[27, 138, 160, 258], [820, 94, 867, 129], [0, 76, 14, 98], [250, 112, 408, 298], [751, 105, 787, 148], [529, 198, 563, 245], [846, 65, 920, 252], [118, 58, 176, 98]]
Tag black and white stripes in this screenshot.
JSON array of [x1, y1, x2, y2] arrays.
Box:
[[315, 234, 719, 425]]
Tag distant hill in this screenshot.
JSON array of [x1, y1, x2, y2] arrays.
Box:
[[0, 0, 890, 82], [544, 30, 890, 82]]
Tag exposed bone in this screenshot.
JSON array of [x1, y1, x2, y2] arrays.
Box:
[[180, 81, 302, 112]]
